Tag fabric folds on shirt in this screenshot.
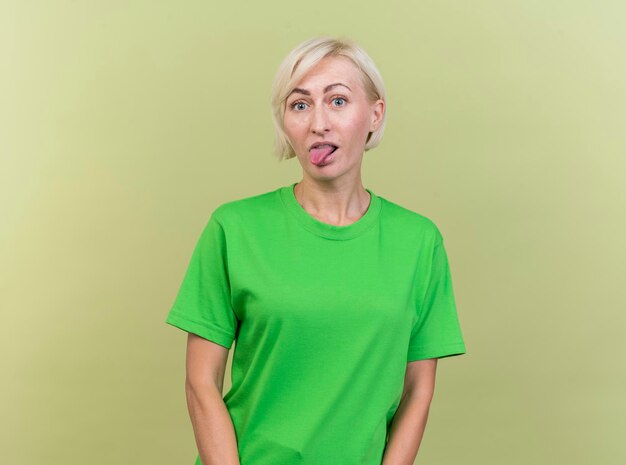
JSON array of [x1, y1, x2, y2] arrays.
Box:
[[165, 182, 467, 465]]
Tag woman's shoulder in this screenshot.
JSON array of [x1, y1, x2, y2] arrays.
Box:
[[209, 185, 284, 224], [377, 194, 443, 242]]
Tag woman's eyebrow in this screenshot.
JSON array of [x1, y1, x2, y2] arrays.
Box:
[[288, 83, 352, 98]]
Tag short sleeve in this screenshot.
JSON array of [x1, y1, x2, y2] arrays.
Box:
[[165, 211, 238, 349], [407, 233, 466, 362]]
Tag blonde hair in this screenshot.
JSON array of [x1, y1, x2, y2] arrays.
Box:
[[270, 35, 387, 161]]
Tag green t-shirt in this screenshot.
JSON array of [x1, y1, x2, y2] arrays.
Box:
[[165, 182, 466, 465]]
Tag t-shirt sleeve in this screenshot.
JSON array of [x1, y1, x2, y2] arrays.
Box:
[[407, 232, 467, 362], [164, 210, 238, 349]]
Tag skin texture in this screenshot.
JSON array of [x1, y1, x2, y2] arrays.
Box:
[[183, 54, 437, 465], [185, 333, 240, 465], [381, 358, 438, 465]]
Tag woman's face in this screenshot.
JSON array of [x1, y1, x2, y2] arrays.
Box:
[[283, 56, 384, 180]]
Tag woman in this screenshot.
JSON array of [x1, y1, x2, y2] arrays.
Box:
[[165, 35, 467, 465]]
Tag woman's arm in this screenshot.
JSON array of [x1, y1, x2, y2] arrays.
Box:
[[185, 333, 240, 465], [381, 358, 438, 465]]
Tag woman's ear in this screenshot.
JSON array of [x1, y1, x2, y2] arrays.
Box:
[[370, 99, 385, 131]]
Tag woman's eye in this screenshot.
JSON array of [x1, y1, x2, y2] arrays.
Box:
[[290, 97, 347, 111], [291, 101, 308, 111]]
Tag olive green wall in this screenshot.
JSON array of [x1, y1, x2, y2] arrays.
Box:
[[2, 1, 624, 464]]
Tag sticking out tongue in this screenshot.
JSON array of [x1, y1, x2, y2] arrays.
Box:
[[309, 144, 336, 165]]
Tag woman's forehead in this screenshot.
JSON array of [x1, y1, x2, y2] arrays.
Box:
[[307, 56, 357, 77], [294, 57, 362, 92]]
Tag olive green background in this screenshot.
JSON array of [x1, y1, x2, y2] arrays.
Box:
[[2, 1, 624, 464]]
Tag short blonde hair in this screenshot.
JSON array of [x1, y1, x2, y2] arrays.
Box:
[[270, 35, 387, 161]]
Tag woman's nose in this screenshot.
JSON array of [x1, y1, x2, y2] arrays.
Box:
[[310, 106, 330, 133]]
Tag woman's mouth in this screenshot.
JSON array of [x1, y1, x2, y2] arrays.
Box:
[[309, 144, 338, 165]]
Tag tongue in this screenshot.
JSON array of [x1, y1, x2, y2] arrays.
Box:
[[309, 145, 336, 165]]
